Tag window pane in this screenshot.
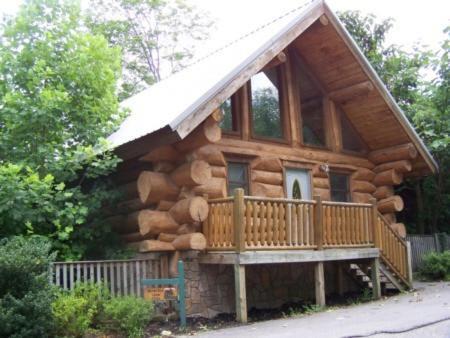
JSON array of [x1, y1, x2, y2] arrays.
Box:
[[339, 106, 366, 152], [227, 162, 248, 195], [251, 68, 283, 139], [294, 53, 326, 147], [330, 173, 350, 202], [220, 98, 233, 131]]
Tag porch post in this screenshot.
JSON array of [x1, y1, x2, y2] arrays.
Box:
[[370, 198, 380, 247], [234, 264, 247, 323], [314, 195, 323, 250], [336, 262, 345, 296], [314, 261, 325, 307], [406, 241, 413, 285], [233, 188, 245, 253], [370, 257, 381, 300]]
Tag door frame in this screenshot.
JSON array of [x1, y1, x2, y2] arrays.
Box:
[[282, 161, 314, 200]]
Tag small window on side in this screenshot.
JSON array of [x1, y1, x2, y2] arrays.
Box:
[[220, 97, 239, 133], [227, 162, 249, 195], [250, 67, 283, 139], [329, 172, 350, 202]]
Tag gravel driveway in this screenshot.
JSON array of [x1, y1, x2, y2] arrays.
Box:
[[178, 282, 450, 338]]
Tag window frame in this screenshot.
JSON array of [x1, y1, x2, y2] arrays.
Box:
[[248, 65, 289, 144], [220, 93, 241, 137], [329, 171, 351, 203], [226, 159, 251, 196]]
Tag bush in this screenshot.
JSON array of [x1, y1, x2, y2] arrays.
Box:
[[102, 296, 154, 338], [420, 251, 450, 280], [52, 282, 110, 337], [0, 236, 56, 338]]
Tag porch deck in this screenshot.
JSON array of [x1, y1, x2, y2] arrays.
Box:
[[200, 189, 412, 323]]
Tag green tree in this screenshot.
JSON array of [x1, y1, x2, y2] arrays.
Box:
[[0, 0, 125, 259], [339, 11, 429, 112], [86, 0, 211, 100]]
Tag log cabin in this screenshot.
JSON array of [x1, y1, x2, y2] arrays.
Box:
[[106, 0, 438, 321]]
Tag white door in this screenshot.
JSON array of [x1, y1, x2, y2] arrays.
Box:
[[285, 168, 312, 200]]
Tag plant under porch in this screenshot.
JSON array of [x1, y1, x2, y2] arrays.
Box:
[[201, 188, 413, 322]]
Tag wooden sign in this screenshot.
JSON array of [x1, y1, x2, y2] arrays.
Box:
[[144, 286, 177, 301]]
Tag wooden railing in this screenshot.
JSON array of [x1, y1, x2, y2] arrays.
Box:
[[322, 201, 373, 247], [203, 189, 411, 286], [376, 215, 410, 285], [50, 256, 168, 297]]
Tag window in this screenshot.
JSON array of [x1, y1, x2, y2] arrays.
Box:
[[250, 67, 283, 139], [338, 106, 366, 153], [294, 53, 326, 147], [227, 162, 249, 195], [329, 172, 350, 202], [220, 97, 239, 133]]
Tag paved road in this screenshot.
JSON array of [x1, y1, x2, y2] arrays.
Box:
[[179, 282, 450, 338]]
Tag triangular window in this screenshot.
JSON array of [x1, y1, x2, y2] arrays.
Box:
[[338, 106, 367, 153]]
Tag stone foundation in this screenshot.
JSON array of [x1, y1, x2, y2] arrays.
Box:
[[182, 253, 358, 318]]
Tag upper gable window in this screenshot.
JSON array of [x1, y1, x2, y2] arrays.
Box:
[[338, 106, 366, 153], [294, 54, 326, 147], [220, 96, 239, 133], [250, 67, 283, 140]]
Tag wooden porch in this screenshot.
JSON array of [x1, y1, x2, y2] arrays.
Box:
[[201, 188, 413, 322]]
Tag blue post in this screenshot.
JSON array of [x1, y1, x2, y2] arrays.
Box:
[[178, 260, 186, 328]]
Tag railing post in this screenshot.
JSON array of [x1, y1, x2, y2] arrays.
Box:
[[233, 188, 245, 252], [370, 198, 380, 248], [314, 195, 323, 250]]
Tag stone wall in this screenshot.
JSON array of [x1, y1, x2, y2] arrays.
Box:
[[182, 253, 358, 318]]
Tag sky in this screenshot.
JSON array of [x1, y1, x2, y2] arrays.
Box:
[[0, 0, 448, 56]]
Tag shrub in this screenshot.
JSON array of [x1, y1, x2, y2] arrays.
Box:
[[101, 296, 154, 338], [52, 282, 110, 337], [0, 236, 56, 338], [420, 251, 450, 280]]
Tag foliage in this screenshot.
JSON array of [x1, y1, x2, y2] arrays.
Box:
[[0, 0, 125, 260], [252, 88, 283, 139], [53, 282, 110, 337], [419, 251, 450, 280], [101, 296, 154, 338], [0, 236, 56, 338], [338, 11, 429, 113], [86, 0, 211, 99]]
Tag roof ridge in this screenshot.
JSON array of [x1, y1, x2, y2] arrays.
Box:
[[189, 0, 315, 67]]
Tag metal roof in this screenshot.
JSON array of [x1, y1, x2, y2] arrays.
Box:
[[107, 0, 316, 147]]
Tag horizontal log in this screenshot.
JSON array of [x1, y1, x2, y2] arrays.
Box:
[[140, 145, 180, 163], [156, 200, 176, 211], [139, 240, 175, 252], [188, 145, 226, 166], [252, 170, 283, 185], [352, 168, 376, 181], [192, 177, 227, 199], [117, 198, 155, 213], [352, 180, 376, 194], [251, 157, 283, 172], [313, 187, 330, 201], [138, 171, 180, 204], [157, 233, 178, 243], [377, 196, 404, 213], [252, 182, 284, 198], [373, 169, 403, 186], [313, 177, 329, 189], [175, 117, 221, 152], [210, 165, 227, 178], [369, 143, 418, 164], [170, 160, 212, 187], [134, 210, 179, 236], [390, 223, 406, 238], [172, 233, 207, 251], [352, 192, 372, 204], [154, 161, 176, 173], [177, 223, 200, 235], [373, 160, 412, 174], [121, 232, 155, 243], [373, 186, 394, 200], [328, 81, 374, 102], [169, 197, 209, 224], [382, 212, 397, 224]]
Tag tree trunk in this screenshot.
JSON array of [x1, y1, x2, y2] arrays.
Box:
[[415, 179, 425, 234]]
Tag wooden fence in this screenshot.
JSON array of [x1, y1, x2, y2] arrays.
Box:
[[50, 255, 168, 297], [406, 233, 450, 271]]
